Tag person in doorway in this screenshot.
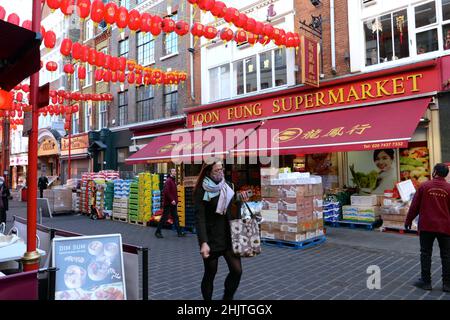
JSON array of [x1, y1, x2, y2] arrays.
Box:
[[155, 168, 184, 238], [194, 161, 249, 300], [405, 163, 450, 292], [38, 173, 49, 198], [0, 177, 11, 225], [373, 149, 397, 194]]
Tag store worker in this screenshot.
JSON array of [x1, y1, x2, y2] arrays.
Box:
[[405, 163, 450, 292], [155, 168, 185, 238], [194, 161, 249, 300], [0, 177, 11, 225], [373, 149, 396, 194], [38, 173, 49, 198]]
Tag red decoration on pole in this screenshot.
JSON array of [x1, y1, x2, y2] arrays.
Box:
[[44, 30, 56, 48]]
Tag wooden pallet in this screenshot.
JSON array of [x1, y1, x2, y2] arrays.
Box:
[[112, 216, 128, 223], [380, 226, 418, 235], [261, 235, 326, 250], [129, 219, 147, 226], [325, 220, 382, 231]]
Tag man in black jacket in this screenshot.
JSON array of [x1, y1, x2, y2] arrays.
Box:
[[155, 168, 185, 238], [0, 177, 11, 224], [38, 173, 48, 198]]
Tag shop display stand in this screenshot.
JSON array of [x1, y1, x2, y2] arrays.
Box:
[[261, 235, 326, 250], [325, 219, 382, 231]]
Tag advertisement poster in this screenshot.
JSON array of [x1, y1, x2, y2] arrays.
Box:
[[347, 150, 399, 194], [52, 234, 126, 300], [399, 146, 430, 186], [306, 153, 339, 191]]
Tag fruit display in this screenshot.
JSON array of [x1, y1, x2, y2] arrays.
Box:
[[399, 147, 430, 185]]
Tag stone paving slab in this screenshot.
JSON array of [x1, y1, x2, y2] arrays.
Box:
[[4, 201, 450, 300]]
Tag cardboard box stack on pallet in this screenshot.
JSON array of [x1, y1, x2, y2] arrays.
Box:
[[138, 173, 152, 223], [260, 168, 325, 243], [342, 195, 381, 223], [112, 179, 131, 220], [129, 180, 140, 223], [380, 200, 416, 230], [151, 174, 161, 217]]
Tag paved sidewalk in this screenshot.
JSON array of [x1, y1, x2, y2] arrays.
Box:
[[4, 200, 450, 300]]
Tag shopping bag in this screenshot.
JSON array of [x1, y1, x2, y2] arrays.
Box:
[[229, 201, 262, 257]]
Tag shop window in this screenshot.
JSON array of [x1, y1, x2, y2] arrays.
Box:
[[84, 101, 92, 132], [245, 56, 257, 94], [99, 100, 107, 129], [119, 38, 129, 58], [120, 0, 130, 10], [163, 14, 178, 56], [84, 63, 92, 87], [415, 1, 436, 28], [72, 111, 79, 134], [233, 60, 245, 95], [72, 68, 79, 92], [117, 148, 129, 163], [137, 32, 154, 66], [443, 0, 450, 20], [260, 51, 272, 90], [209, 64, 230, 102], [163, 84, 178, 117], [415, 2, 439, 54], [274, 48, 287, 86], [137, 85, 154, 122], [364, 9, 409, 66], [84, 19, 93, 41], [118, 91, 128, 126]]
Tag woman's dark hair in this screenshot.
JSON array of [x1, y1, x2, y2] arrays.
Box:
[[194, 161, 221, 194], [373, 149, 395, 162], [433, 163, 449, 177]]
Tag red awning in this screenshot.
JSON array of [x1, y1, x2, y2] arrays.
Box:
[[232, 98, 430, 156], [125, 122, 260, 164]]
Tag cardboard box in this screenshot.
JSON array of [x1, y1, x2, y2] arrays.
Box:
[[278, 198, 297, 211], [296, 184, 314, 197], [261, 209, 279, 222], [262, 198, 279, 210], [278, 211, 299, 224], [277, 186, 298, 198], [283, 232, 306, 242], [350, 195, 378, 206], [342, 205, 380, 222], [381, 214, 406, 222], [261, 222, 282, 232], [261, 185, 280, 198]]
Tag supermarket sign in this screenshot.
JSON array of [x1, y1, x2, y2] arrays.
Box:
[[61, 133, 89, 156], [187, 65, 440, 128]]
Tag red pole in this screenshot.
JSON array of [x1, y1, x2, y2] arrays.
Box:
[[68, 113, 71, 180], [23, 0, 42, 271]]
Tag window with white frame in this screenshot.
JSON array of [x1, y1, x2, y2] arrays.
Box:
[[164, 14, 178, 56], [164, 85, 178, 117], [118, 91, 128, 126], [119, 38, 129, 58], [137, 85, 154, 122], [85, 19, 94, 41], [415, 1, 439, 54], [72, 111, 79, 134], [98, 100, 108, 129], [364, 9, 409, 66], [72, 67, 79, 92], [441, 0, 450, 50], [84, 101, 92, 132], [85, 63, 92, 87], [209, 64, 230, 101], [137, 32, 154, 66], [120, 0, 130, 10]]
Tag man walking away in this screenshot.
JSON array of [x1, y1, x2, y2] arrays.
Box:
[[155, 168, 185, 238], [38, 173, 49, 198], [0, 177, 11, 225], [405, 163, 450, 292]]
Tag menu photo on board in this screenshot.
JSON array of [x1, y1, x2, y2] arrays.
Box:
[[52, 234, 126, 300]]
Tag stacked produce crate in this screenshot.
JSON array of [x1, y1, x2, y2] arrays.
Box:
[[342, 195, 380, 222], [104, 181, 114, 216], [112, 179, 131, 221], [152, 173, 161, 212], [138, 173, 152, 223], [260, 168, 325, 244], [128, 180, 140, 223]]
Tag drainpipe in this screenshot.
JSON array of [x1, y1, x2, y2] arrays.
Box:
[[189, 4, 195, 101], [330, 0, 337, 75]]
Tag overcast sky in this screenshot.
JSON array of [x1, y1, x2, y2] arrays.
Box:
[[1, 0, 32, 21]]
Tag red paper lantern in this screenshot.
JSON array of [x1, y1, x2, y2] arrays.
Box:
[[272, 28, 282, 42], [78, 65, 86, 80], [117, 72, 126, 83], [22, 85, 30, 93], [140, 13, 152, 33], [293, 33, 301, 48], [275, 34, 286, 47], [0, 90, 13, 110], [127, 72, 135, 84], [127, 60, 136, 72], [258, 35, 270, 46], [16, 92, 23, 102], [92, 51, 102, 67], [94, 69, 103, 82], [103, 55, 111, 69], [224, 7, 239, 25], [17, 110, 23, 118], [191, 23, 205, 37], [72, 42, 82, 60], [0, 6, 5, 21], [211, 1, 227, 18], [263, 24, 274, 39], [150, 16, 162, 36], [103, 70, 111, 82], [246, 18, 256, 34], [136, 74, 143, 86], [64, 92, 71, 100], [90, 0, 104, 24], [64, 64, 75, 75], [7, 13, 20, 26], [51, 96, 58, 104], [187, 0, 199, 5], [46, 0, 62, 11], [22, 20, 32, 30], [204, 26, 218, 40], [254, 21, 264, 36], [220, 28, 234, 42], [175, 20, 189, 36], [128, 9, 141, 32], [46, 61, 58, 72], [234, 30, 247, 44], [104, 2, 117, 26], [88, 48, 97, 65], [162, 18, 176, 33], [60, 0, 75, 16], [247, 32, 257, 45], [111, 72, 118, 83], [60, 38, 73, 56], [81, 45, 89, 63], [198, 0, 215, 12], [110, 57, 119, 72], [44, 31, 56, 49], [235, 13, 248, 29], [286, 32, 296, 48], [117, 57, 126, 72], [72, 104, 79, 113], [76, 0, 91, 20], [49, 90, 56, 98], [115, 6, 129, 30]]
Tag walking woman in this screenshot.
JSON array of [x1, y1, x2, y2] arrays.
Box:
[[194, 161, 248, 300]]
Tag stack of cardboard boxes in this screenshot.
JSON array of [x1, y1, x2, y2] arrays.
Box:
[[342, 195, 381, 223], [128, 181, 140, 222], [138, 173, 152, 223], [380, 198, 415, 230], [260, 168, 325, 243], [112, 179, 131, 220]]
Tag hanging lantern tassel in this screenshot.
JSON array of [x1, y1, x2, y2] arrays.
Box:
[[194, 36, 199, 47]]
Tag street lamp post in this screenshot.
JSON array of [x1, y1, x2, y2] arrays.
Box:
[[22, 0, 42, 271]]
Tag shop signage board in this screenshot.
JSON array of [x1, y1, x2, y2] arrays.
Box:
[[301, 36, 321, 88], [61, 133, 89, 156], [9, 154, 28, 166], [52, 234, 126, 300], [38, 138, 59, 157], [187, 65, 439, 128]]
